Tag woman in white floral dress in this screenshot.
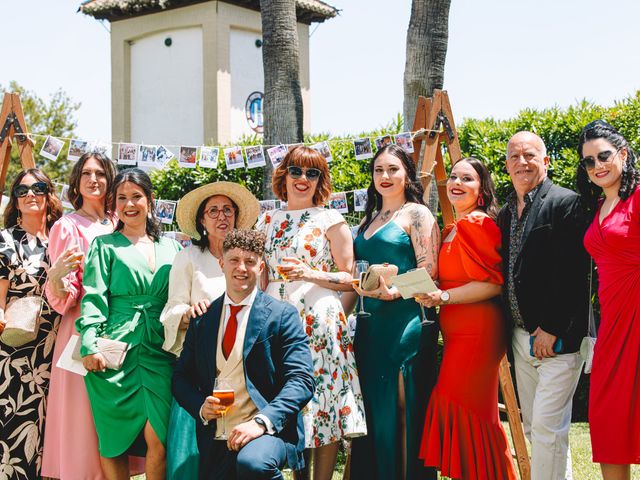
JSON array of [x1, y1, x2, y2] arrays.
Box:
[[256, 146, 366, 480], [0, 169, 62, 479]]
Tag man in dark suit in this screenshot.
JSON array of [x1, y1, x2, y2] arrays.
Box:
[[498, 132, 590, 480], [173, 229, 314, 480]]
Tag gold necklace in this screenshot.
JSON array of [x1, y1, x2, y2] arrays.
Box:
[[79, 208, 110, 225]]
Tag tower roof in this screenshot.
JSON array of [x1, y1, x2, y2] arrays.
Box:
[[80, 0, 338, 25]]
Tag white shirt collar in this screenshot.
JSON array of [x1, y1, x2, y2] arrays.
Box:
[[223, 287, 258, 309]]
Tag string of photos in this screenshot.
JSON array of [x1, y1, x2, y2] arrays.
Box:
[[27, 128, 434, 233]]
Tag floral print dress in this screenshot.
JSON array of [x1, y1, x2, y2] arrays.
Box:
[[257, 207, 367, 448], [0, 226, 59, 479]]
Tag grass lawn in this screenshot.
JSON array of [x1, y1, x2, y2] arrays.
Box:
[[133, 422, 640, 479]]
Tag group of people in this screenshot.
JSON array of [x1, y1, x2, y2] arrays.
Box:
[[0, 119, 638, 480]]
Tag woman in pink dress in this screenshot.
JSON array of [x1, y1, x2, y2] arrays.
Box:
[[578, 120, 640, 480], [41, 152, 143, 479]]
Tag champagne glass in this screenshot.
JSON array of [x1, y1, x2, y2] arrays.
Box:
[[213, 378, 235, 439], [408, 268, 434, 326], [353, 260, 371, 317]]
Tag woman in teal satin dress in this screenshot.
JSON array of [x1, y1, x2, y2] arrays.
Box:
[[77, 169, 181, 479], [351, 144, 440, 480]]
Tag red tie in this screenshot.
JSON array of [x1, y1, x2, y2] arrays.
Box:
[[222, 304, 244, 359]]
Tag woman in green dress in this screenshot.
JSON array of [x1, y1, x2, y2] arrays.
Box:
[[350, 144, 439, 480], [77, 168, 181, 480]]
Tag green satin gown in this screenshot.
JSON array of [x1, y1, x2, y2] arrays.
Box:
[[76, 232, 181, 458], [351, 221, 438, 480]]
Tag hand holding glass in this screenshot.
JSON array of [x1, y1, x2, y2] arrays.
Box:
[[353, 261, 371, 317], [213, 378, 235, 439]]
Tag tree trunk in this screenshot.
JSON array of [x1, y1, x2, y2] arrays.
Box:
[[403, 0, 451, 213], [259, 0, 304, 199]]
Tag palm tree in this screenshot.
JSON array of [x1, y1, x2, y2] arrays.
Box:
[[259, 0, 304, 199], [403, 0, 451, 212]]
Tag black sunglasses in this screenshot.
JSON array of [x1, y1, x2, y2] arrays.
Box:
[[580, 148, 620, 170], [287, 166, 321, 180], [14, 182, 49, 198]]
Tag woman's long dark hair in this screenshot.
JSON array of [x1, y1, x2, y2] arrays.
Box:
[[358, 144, 425, 235], [577, 120, 640, 213], [111, 168, 162, 241], [454, 157, 500, 220], [3, 168, 63, 230]]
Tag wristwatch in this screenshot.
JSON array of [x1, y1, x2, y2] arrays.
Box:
[[253, 416, 268, 433], [439, 290, 450, 304]]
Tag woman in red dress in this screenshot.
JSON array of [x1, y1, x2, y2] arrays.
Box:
[[416, 157, 517, 480], [578, 120, 640, 479]]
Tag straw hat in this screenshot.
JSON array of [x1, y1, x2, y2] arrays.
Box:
[[176, 182, 260, 240]]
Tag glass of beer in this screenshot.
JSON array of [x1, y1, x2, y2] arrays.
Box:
[[213, 378, 235, 439], [276, 259, 292, 301], [353, 260, 371, 317]]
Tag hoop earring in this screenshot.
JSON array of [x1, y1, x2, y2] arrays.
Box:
[[477, 195, 485, 207]]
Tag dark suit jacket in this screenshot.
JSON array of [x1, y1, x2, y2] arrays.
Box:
[[172, 290, 314, 473], [497, 178, 591, 352]]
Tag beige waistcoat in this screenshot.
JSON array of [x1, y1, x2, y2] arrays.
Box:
[[215, 306, 259, 433]]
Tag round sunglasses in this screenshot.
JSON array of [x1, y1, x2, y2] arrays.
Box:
[[580, 148, 620, 170], [14, 182, 49, 198], [287, 166, 321, 180]]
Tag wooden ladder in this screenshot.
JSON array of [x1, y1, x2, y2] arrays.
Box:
[[0, 92, 35, 193], [411, 90, 531, 480]]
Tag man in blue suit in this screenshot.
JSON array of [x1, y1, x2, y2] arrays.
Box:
[[172, 229, 314, 480]]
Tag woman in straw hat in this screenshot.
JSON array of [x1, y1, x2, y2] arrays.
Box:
[[160, 181, 259, 480]]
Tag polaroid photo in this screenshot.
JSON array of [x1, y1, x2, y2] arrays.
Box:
[[259, 199, 277, 214], [353, 137, 373, 161], [60, 185, 73, 210], [224, 146, 245, 170], [311, 141, 333, 163], [179, 146, 198, 169], [117, 143, 138, 165], [162, 230, 192, 249], [138, 145, 157, 169], [40, 136, 65, 161], [374, 135, 394, 151], [328, 192, 349, 213], [199, 147, 220, 168], [278, 200, 288, 210], [245, 146, 266, 169], [353, 188, 368, 212], [67, 139, 90, 162], [92, 142, 112, 158], [155, 200, 177, 224], [394, 132, 414, 154], [266, 145, 288, 168], [155, 145, 175, 167]]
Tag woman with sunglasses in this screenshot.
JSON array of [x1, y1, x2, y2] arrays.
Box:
[[256, 146, 366, 480], [160, 182, 259, 479], [41, 153, 144, 479], [0, 168, 62, 479], [349, 144, 439, 480], [76, 168, 181, 480], [577, 120, 640, 479]]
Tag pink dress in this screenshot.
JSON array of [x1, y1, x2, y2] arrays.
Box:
[[41, 213, 144, 479]]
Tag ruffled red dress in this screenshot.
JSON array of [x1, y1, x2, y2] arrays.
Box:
[[584, 187, 640, 464], [419, 213, 517, 479]]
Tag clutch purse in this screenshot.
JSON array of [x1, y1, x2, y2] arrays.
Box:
[[0, 296, 45, 348], [72, 337, 129, 370], [361, 263, 398, 291]]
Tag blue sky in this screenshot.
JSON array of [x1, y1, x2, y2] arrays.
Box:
[[4, 0, 640, 141]]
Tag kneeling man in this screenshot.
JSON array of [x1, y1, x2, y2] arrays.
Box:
[[173, 229, 314, 479]]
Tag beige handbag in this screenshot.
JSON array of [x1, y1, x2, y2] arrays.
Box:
[[361, 263, 398, 291], [72, 336, 129, 371], [0, 296, 45, 347]]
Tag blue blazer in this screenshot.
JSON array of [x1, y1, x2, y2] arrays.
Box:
[[172, 290, 314, 471]]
